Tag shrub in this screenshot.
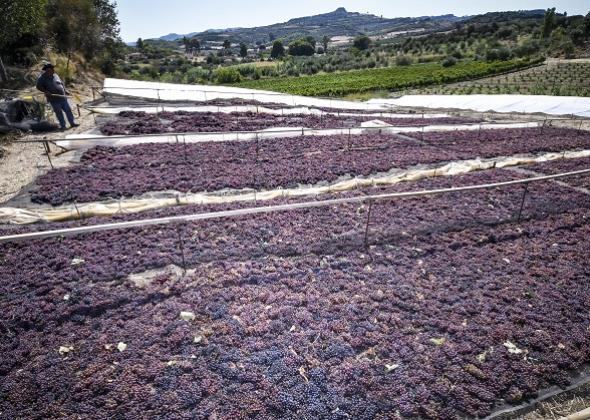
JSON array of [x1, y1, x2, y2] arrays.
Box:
[[185, 67, 208, 84], [451, 50, 463, 59], [442, 56, 458, 67], [395, 55, 412, 66], [237, 65, 257, 77], [214, 67, 242, 83]]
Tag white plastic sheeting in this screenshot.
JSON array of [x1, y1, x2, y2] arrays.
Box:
[[86, 103, 451, 119], [369, 95, 590, 118], [57, 122, 540, 150], [102, 78, 390, 111], [2, 148, 588, 225]]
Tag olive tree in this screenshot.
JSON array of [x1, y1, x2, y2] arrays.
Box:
[[0, 0, 47, 82]]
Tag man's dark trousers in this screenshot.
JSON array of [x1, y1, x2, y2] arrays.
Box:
[[50, 98, 75, 129]]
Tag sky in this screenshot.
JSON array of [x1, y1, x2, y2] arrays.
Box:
[[116, 0, 590, 42]]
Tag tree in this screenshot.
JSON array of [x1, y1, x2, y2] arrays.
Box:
[[270, 40, 285, 59], [288, 38, 315, 56], [322, 35, 330, 53], [0, 0, 47, 82], [46, 0, 121, 60], [353, 35, 372, 51], [269, 33, 276, 42], [184, 37, 200, 55], [541, 8, 556, 39], [137, 38, 145, 50], [584, 11, 590, 36], [223, 39, 231, 50], [239, 43, 248, 58]]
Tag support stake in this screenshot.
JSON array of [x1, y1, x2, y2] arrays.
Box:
[[182, 135, 188, 163], [348, 128, 352, 150], [364, 200, 373, 249], [517, 184, 529, 223], [175, 224, 187, 275], [156, 89, 161, 118], [73, 201, 82, 220], [43, 141, 54, 169]]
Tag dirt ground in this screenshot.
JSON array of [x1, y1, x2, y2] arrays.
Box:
[[0, 83, 97, 204], [519, 383, 590, 420]]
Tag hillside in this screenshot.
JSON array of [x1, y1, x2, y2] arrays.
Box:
[[155, 7, 467, 44]]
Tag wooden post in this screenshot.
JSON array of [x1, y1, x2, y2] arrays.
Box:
[[364, 200, 373, 249], [175, 224, 187, 275], [517, 184, 529, 223], [43, 141, 54, 169]]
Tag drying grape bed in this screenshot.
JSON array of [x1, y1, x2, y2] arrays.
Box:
[[186, 99, 393, 115], [414, 127, 590, 156], [99, 111, 477, 136], [2, 167, 590, 419], [32, 128, 590, 205], [521, 156, 590, 189]]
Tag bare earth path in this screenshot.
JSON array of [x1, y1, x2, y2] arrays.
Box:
[[0, 86, 97, 204]]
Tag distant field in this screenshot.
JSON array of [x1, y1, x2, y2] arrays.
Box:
[[234, 58, 542, 96], [408, 61, 590, 97]]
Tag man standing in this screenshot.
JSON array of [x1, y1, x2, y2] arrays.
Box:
[[36, 63, 79, 130]]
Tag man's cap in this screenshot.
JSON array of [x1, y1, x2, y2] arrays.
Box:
[[42, 63, 55, 70]]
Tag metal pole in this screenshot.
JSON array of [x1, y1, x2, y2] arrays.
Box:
[[516, 184, 529, 223]]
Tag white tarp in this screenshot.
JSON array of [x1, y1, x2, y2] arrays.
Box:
[[102, 78, 390, 111], [86, 103, 451, 119], [369, 95, 590, 118], [57, 122, 540, 150], [2, 148, 588, 225]]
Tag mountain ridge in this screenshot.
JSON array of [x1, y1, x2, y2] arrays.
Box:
[[153, 8, 467, 44]]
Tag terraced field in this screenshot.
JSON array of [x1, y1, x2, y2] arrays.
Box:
[[2, 94, 590, 419], [235, 59, 539, 97], [407, 61, 590, 97]]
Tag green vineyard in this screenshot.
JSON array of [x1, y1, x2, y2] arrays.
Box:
[[409, 61, 590, 97], [234, 58, 543, 97]]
